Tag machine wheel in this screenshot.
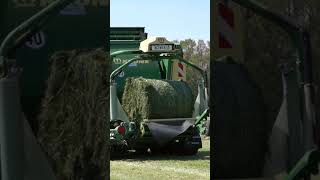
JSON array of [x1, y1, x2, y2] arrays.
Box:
[[211, 59, 269, 178], [150, 146, 169, 155], [182, 135, 201, 156], [150, 147, 161, 155], [169, 136, 201, 156], [181, 142, 199, 156], [110, 144, 128, 159], [169, 142, 199, 156], [135, 147, 149, 155]]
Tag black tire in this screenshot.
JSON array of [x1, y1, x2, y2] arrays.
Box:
[[168, 136, 200, 156], [167, 145, 198, 156], [110, 144, 128, 159], [135, 147, 149, 155], [181, 142, 199, 156], [150, 147, 164, 155], [211, 58, 268, 178]]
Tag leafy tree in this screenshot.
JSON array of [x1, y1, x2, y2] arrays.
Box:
[[180, 39, 197, 60], [178, 38, 210, 100]]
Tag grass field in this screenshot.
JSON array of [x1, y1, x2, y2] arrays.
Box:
[[110, 137, 210, 180]]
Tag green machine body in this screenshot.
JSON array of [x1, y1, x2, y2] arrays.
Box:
[[1, 0, 108, 131]]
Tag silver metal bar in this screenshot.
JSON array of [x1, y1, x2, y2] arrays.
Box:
[[0, 75, 23, 180]]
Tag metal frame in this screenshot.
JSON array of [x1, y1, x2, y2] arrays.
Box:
[[228, 0, 319, 179], [0, 0, 76, 179], [0, 0, 75, 77], [110, 50, 209, 125], [110, 50, 207, 82]]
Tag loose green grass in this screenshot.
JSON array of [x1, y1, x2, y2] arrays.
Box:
[[110, 137, 210, 180]]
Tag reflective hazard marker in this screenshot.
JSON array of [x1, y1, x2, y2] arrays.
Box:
[[178, 62, 185, 77], [213, 0, 245, 62], [172, 60, 186, 81], [218, 1, 235, 48]]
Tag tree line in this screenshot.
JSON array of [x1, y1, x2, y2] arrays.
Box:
[[174, 39, 210, 99]]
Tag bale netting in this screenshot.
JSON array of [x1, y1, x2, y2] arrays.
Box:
[[122, 77, 194, 124], [37, 48, 110, 180]]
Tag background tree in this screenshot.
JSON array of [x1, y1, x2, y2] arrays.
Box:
[[178, 38, 210, 100], [180, 39, 197, 61]]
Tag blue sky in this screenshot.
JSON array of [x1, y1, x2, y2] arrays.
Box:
[[111, 0, 210, 42]]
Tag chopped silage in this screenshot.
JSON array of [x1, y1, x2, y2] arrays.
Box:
[[37, 48, 110, 180], [122, 77, 194, 124]]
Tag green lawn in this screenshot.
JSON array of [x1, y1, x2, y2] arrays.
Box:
[[110, 138, 210, 180]]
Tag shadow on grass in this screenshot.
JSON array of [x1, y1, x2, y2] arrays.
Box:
[[111, 150, 210, 161]]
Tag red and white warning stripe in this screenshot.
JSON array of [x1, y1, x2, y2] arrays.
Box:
[[178, 62, 185, 78], [217, 0, 235, 48]]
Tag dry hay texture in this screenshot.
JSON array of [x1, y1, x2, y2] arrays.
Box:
[[211, 2, 320, 177], [122, 77, 194, 124], [243, 0, 320, 156], [210, 6, 293, 177], [243, 0, 320, 134], [186, 65, 204, 102], [243, 13, 291, 131], [37, 48, 110, 180], [211, 56, 268, 177]]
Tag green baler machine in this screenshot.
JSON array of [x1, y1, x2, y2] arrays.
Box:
[[0, 0, 108, 179], [0, 0, 108, 134], [0, 0, 318, 179], [109, 27, 209, 155], [110, 27, 161, 97]]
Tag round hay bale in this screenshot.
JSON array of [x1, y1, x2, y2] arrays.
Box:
[[37, 48, 110, 180], [211, 58, 268, 178], [122, 77, 193, 124]]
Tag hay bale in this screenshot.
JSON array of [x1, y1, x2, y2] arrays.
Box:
[[122, 77, 193, 123], [211, 58, 268, 178], [37, 48, 110, 180]]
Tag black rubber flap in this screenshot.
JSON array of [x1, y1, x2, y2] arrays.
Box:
[[147, 120, 194, 146]]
